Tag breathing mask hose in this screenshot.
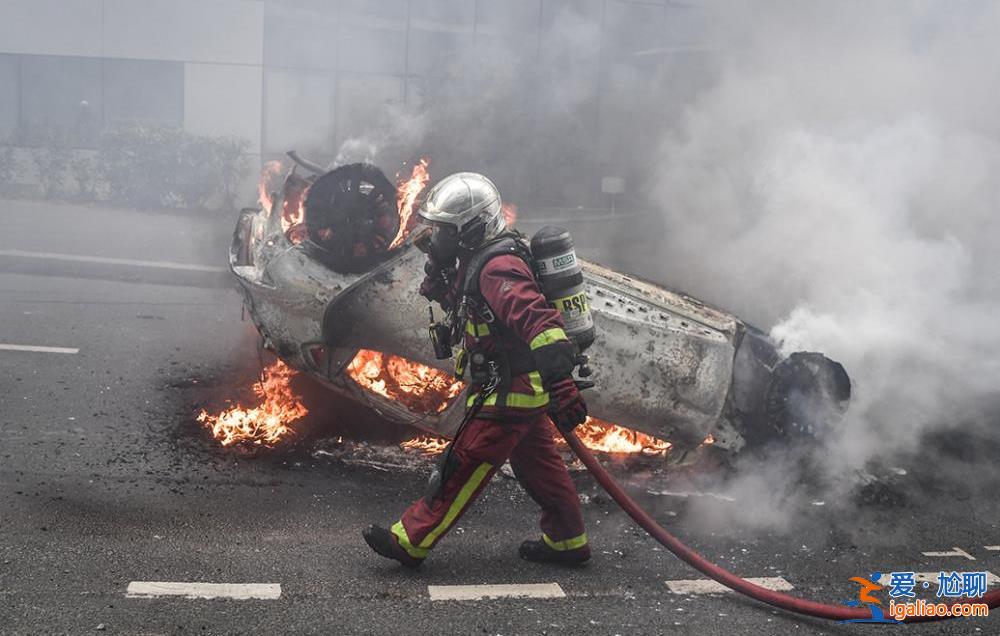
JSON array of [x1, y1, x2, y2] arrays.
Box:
[[561, 430, 1000, 623]]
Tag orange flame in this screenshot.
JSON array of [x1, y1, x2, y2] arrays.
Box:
[[280, 178, 310, 239], [197, 360, 307, 447], [502, 202, 518, 226], [346, 348, 463, 414], [391, 158, 431, 248], [401, 435, 451, 456], [258, 160, 282, 213], [569, 417, 673, 455], [400, 416, 675, 457]]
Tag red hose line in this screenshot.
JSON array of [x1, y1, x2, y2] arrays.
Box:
[[564, 431, 1000, 623]]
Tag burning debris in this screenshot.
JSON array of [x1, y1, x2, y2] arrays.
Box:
[[258, 160, 282, 213], [569, 417, 674, 456], [196, 360, 307, 447], [400, 435, 451, 456], [196, 350, 684, 460], [391, 158, 430, 248], [230, 152, 850, 461], [345, 348, 463, 414], [397, 417, 677, 458]]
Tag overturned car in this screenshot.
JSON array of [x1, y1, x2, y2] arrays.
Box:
[[229, 153, 850, 456]]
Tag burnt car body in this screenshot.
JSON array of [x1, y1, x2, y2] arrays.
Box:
[[230, 155, 850, 455]]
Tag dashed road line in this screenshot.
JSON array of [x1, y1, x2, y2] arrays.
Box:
[[0, 343, 79, 354], [985, 546, 1000, 551], [666, 577, 793, 595], [921, 547, 976, 561], [427, 583, 565, 601], [0, 249, 227, 273], [125, 582, 281, 600], [877, 572, 1000, 587]]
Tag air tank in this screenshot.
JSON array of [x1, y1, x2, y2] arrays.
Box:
[[530, 226, 595, 351]]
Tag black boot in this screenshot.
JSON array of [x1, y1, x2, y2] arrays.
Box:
[[519, 539, 591, 565], [363, 525, 424, 569]]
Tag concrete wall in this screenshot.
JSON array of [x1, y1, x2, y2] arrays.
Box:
[[0, 0, 264, 156], [0, 0, 711, 207]]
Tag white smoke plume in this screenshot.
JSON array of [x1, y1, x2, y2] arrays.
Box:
[[649, 1, 1000, 527], [307, 2, 998, 524]]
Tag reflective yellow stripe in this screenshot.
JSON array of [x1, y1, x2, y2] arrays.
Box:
[[419, 462, 493, 549], [527, 370, 545, 395], [466, 371, 549, 409], [542, 532, 588, 551], [529, 327, 568, 350], [465, 321, 490, 337], [391, 521, 429, 559]]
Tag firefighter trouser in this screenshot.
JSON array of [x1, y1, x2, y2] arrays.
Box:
[[392, 413, 588, 560]]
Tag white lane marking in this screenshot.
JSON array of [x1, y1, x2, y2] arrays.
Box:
[[877, 572, 999, 586], [921, 547, 976, 561], [126, 582, 281, 600], [0, 343, 79, 354], [666, 577, 793, 595], [428, 583, 565, 601], [0, 249, 226, 273], [985, 546, 1000, 551]]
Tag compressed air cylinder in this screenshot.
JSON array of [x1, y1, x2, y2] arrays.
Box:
[[530, 226, 595, 351]]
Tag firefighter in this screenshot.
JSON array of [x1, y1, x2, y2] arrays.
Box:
[[363, 172, 590, 567]]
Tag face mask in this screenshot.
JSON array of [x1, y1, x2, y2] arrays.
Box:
[[414, 222, 458, 264]]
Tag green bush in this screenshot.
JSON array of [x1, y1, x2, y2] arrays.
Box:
[[24, 126, 72, 198], [99, 123, 250, 210], [1, 122, 251, 210], [70, 153, 98, 200]]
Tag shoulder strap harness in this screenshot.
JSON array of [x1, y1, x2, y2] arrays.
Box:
[[454, 231, 538, 413]]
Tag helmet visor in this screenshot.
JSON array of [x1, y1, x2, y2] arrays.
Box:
[[412, 219, 459, 263]]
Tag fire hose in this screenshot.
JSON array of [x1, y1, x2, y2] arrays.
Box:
[[561, 430, 1000, 623]]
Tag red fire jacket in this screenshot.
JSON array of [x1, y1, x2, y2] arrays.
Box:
[[428, 253, 571, 420]]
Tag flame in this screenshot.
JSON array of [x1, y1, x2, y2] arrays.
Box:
[[346, 348, 463, 414], [502, 202, 518, 226], [280, 181, 309, 240], [197, 360, 307, 447], [400, 416, 674, 457], [569, 417, 673, 455], [401, 435, 451, 456], [258, 160, 282, 213], [282, 198, 305, 230], [391, 158, 431, 248]]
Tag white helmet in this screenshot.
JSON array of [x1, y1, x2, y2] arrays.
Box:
[[414, 172, 506, 261]]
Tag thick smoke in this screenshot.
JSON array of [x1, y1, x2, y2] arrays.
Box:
[[650, 1, 1000, 528], [321, 1, 1000, 527]]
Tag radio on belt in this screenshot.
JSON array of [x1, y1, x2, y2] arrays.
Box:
[[530, 226, 595, 372]]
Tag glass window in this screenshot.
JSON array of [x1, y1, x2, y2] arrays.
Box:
[[103, 59, 184, 126], [20, 55, 103, 146], [0, 55, 18, 141]]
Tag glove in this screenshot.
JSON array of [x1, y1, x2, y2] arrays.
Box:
[[548, 377, 588, 433], [531, 340, 577, 387], [419, 259, 454, 307], [419, 274, 450, 305]]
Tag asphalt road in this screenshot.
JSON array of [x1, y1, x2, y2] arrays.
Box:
[[1, 199, 998, 635]]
